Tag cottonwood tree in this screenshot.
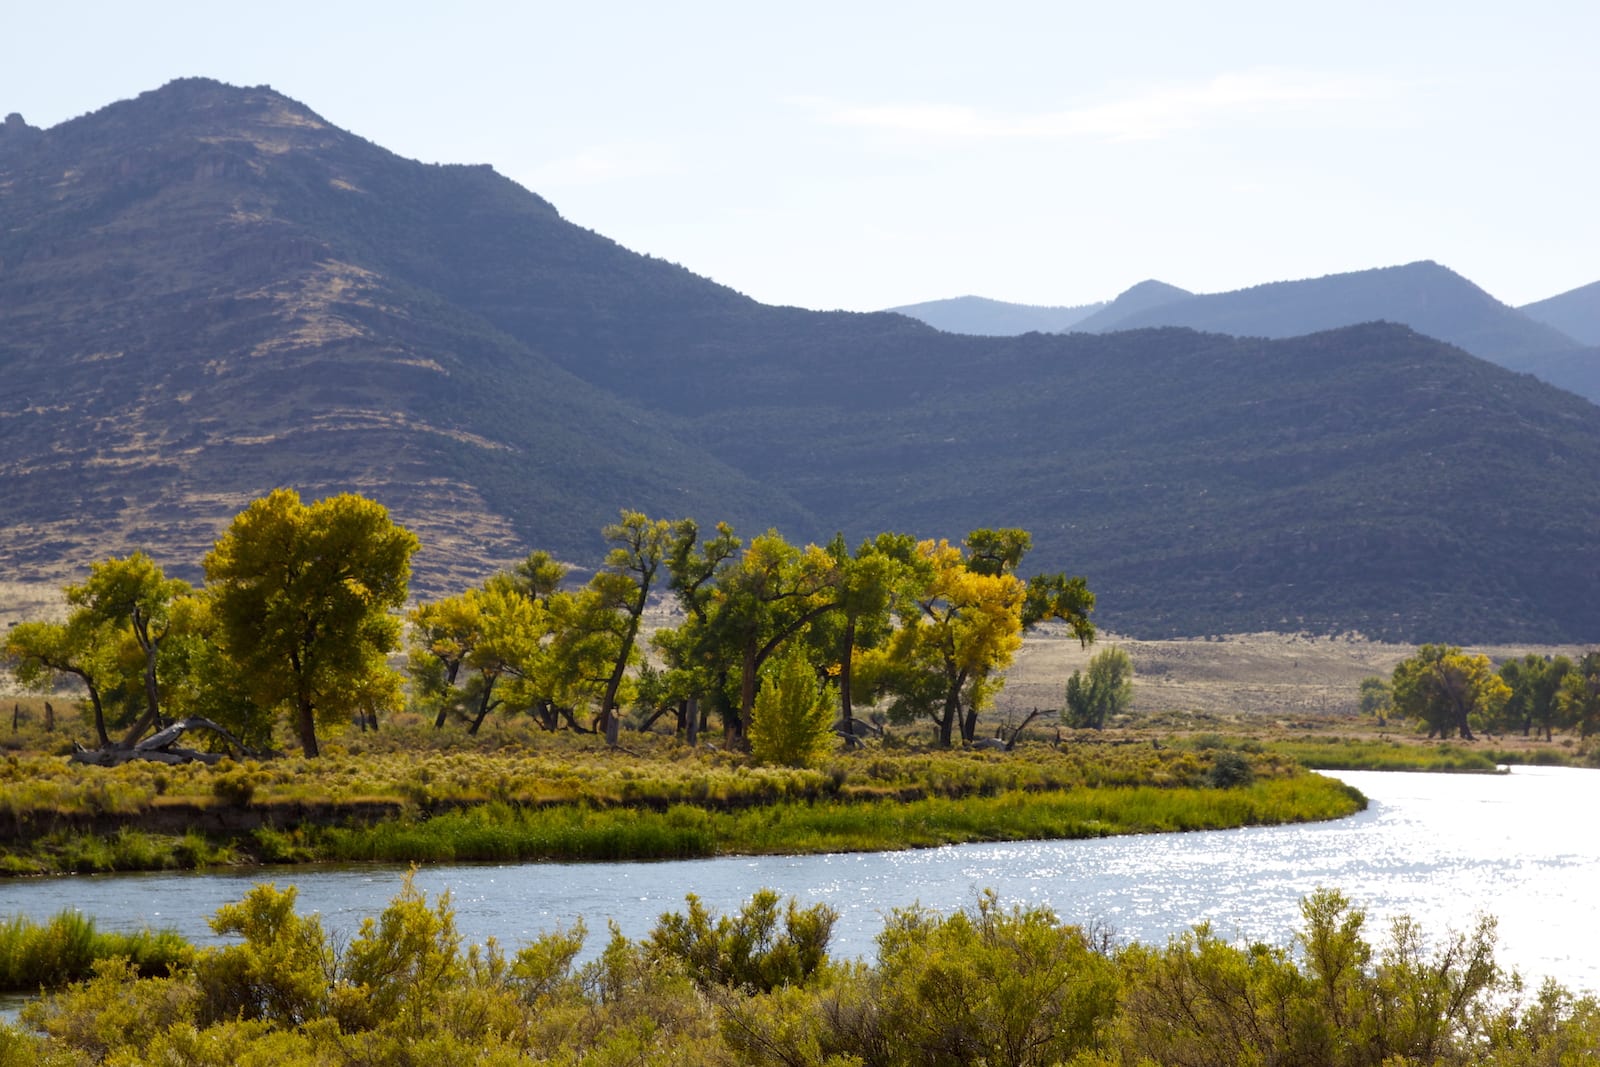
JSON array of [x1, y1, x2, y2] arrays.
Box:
[[1390, 645, 1510, 741], [4, 615, 121, 747], [68, 553, 193, 744], [589, 511, 675, 746], [204, 489, 419, 757], [701, 530, 840, 741], [4, 553, 193, 749], [1558, 651, 1600, 738], [410, 582, 546, 735], [656, 518, 743, 739], [858, 537, 1026, 747], [1496, 653, 1572, 739], [805, 532, 925, 739]]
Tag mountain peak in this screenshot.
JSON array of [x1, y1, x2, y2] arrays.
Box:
[[1068, 279, 1193, 332], [0, 110, 42, 153]]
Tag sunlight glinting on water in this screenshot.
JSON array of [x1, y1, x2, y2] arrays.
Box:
[[3, 766, 1597, 993]]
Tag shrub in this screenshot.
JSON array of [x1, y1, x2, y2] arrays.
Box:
[[646, 889, 837, 993], [1207, 751, 1256, 789], [749, 649, 837, 770], [1064, 646, 1134, 729]]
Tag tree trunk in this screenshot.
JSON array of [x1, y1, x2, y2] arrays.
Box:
[[838, 618, 857, 736], [141, 643, 162, 729], [637, 705, 675, 732], [558, 707, 595, 733], [599, 608, 645, 749], [467, 678, 499, 736], [937, 688, 959, 748], [296, 694, 320, 757], [686, 697, 700, 747], [738, 641, 759, 739], [1001, 707, 1045, 749]]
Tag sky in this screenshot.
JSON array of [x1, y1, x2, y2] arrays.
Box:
[[5, 1, 1598, 312]]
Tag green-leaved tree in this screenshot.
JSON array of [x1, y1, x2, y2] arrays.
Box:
[[204, 489, 418, 757]]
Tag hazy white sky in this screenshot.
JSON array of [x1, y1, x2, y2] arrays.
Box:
[[5, 1, 1597, 311]]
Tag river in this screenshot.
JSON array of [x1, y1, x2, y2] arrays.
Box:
[[4, 765, 1598, 1001]]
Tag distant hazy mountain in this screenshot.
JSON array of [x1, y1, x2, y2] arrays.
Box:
[[887, 295, 1105, 335], [1078, 262, 1578, 359], [1522, 280, 1600, 345], [5, 80, 1600, 641], [1067, 280, 1194, 333]]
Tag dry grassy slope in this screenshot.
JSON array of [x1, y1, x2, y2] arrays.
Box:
[[995, 625, 1587, 722]]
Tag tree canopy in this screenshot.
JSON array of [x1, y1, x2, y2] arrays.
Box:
[[1390, 645, 1510, 741], [203, 489, 419, 757]]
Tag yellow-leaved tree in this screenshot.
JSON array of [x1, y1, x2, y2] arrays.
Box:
[[857, 538, 1026, 747]]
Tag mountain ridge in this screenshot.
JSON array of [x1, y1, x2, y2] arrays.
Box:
[[885, 295, 1105, 335], [1522, 280, 1600, 346], [4, 79, 1600, 642]]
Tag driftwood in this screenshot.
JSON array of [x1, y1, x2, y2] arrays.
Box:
[[835, 717, 884, 749], [966, 707, 1051, 753], [70, 717, 270, 766]]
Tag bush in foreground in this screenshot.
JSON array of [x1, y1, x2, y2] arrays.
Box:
[[7, 879, 1600, 1066]]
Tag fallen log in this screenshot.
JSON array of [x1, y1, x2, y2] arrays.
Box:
[[69, 717, 272, 766]]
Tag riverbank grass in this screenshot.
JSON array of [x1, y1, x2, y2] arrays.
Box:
[[0, 911, 192, 993], [0, 734, 1362, 873]]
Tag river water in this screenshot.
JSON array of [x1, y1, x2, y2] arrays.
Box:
[[4, 766, 1598, 997]]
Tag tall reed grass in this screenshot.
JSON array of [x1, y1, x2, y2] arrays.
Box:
[[307, 773, 1364, 864], [0, 911, 192, 992]]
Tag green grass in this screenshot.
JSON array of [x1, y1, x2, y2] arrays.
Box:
[[307, 772, 1365, 864], [1252, 737, 1504, 773], [0, 725, 1371, 873], [0, 911, 192, 992]]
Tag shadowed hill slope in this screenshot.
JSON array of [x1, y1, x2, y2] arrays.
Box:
[[1069, 280, 1194, 333], [1522, 280, 1600, 346], [0, 79, 813, 592]]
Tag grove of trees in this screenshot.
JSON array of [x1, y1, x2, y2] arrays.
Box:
[[5, 490, 418, 760], [1381, 646, 1600, 741], [4, 494, 1098, 763]]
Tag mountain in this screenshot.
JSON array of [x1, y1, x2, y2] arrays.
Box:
[[887, 295, 1105, 335], [0, 79, 812, 593], [5, 79, 1600, 642], [1069, 263, 1600, 405], [1068, 280, 1194, 333], [1522, 281, 1600, 346], [1079, 262, 1576, 358]]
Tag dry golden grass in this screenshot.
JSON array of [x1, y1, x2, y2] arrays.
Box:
[[997, 624, 1589, 722]]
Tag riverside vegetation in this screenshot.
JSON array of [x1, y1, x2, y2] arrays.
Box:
[[1, 495, 1366, 876], [0, 713, 1361, 875], [4, 877, 1599, 1065]]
